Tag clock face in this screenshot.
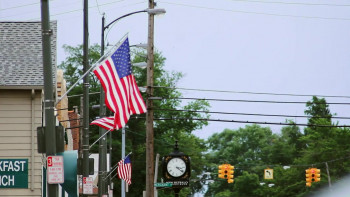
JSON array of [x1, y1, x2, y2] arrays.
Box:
[[167, 158, 187, 177]]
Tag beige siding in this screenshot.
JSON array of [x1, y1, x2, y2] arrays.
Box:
[[0, 89, 43, 196]]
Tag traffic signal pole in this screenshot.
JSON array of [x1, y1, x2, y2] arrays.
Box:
[[82, 0, 90, 196], [40, 1, 58, 196], [98, 14, 108, 197], [325, 162, 332, 189]]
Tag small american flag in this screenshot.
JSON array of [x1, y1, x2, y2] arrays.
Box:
[[118, 155, 132, 185], [92, 36, 146, 130]]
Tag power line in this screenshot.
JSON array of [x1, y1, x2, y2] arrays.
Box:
[[95, 0, 103, 15], [148, 117, 350, 128], [67, 92, 100, 98], [159, 1, 350, 21], [232, 155, 350, 169], [152, 86, 350, 99], [0, 1, 49, 11], [151, 97, 350, 105], [152, 108, 350, 120], [226, 0, 350, 7], [125, 128, 174, 147], [0, 0, 78, 20], [0, 0, 141, 20]]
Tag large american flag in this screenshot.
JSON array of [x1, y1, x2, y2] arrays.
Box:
[[118, 155, 132, 185], [92, 36, 147, 130]]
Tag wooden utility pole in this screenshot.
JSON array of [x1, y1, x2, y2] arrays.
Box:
[[146, 0, 155, 196]]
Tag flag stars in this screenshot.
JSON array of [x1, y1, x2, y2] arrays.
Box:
[[111, 38, 132, 78]]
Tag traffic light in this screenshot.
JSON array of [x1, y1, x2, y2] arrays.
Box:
[[227, 165, 234, 183], [305, 169, 312, 187], [312, 168, 321, 182], [218, 164, 235, 183], [218, 164, 228, 179], [306, 168, 321, 187]]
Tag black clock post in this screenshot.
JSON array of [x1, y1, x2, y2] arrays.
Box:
[[162, 140, 191, 197]]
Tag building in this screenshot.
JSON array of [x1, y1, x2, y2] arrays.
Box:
[[0, 21, 57, 196]]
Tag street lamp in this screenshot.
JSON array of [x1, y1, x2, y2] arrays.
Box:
[[101, 8, 166, 56], [131, 43, 148, 49], [98, 8, 165, 197]]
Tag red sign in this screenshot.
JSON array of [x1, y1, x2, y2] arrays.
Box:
[[47, 156, 64, 184], [83, 177, 93, 194]]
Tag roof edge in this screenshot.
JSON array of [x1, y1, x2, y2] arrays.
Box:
[[0, 20, 57, 23], [0, 86, 43, 90]]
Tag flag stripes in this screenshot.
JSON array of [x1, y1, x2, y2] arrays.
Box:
[[91, 36, 146, 130], [118, 155, 132, 185]]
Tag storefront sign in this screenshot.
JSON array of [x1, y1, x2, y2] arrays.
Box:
[[0, 159, 28, 188]]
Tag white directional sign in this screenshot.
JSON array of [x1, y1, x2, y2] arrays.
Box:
[[83, 177, 93, 194], [47, 156, 64, 184], [264, 168, 273, 179]]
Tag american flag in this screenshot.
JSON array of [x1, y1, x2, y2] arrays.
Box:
[[90, 116, 114, 131], [92, 36, 147, 130], [118, 155, 132, 185]]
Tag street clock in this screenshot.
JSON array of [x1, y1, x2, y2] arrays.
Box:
[[167, 157, 187, 177], [162, 141, 191, 188]]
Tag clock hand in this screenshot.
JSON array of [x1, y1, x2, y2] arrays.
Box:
[[176, 167, 184, 173]]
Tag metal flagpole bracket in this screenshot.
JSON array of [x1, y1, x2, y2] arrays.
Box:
[[42, 29, 53, 36], [44, 99, 55, 110], [89, 129, 111, 149]]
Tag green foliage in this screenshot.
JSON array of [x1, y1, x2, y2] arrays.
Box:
[[58, 43, 102, 151], [60, 43, 350, 196], [205, 96, 350, 196], [304, 96, 332, 127], [59, 44, 210, 196]]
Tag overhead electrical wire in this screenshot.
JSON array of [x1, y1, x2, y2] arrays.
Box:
[[0, 1, 44, 11], [226, 0, 350, 7], [159, 1, 350, 21], [232, 155, 350, 170], [151, 97, 350, 105], [125, 128, 174, 147], [54, 107, 350, 121], [6, 1, 349, 21], [95, 0, 103, 15], [132, 117, 350, 128], [0, 0, 143, 20], [152, 108, 350, 120], [152, 86, 350, 99]]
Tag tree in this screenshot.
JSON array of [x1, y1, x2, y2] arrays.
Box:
[[205, 125, 276, 196], [232, 171, 261, 197], [298, 96, 350, 181], [58, 43, 102, 150], [304, 96, 332, 127], [205, 96, 350, 196], [58, 44, 210, 196]]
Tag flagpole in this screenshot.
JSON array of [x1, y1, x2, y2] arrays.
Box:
[[121, 127, 126, 197], [89, 129, 111, 149]]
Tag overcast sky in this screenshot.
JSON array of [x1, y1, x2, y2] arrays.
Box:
[[2, 0, 350, 139]]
